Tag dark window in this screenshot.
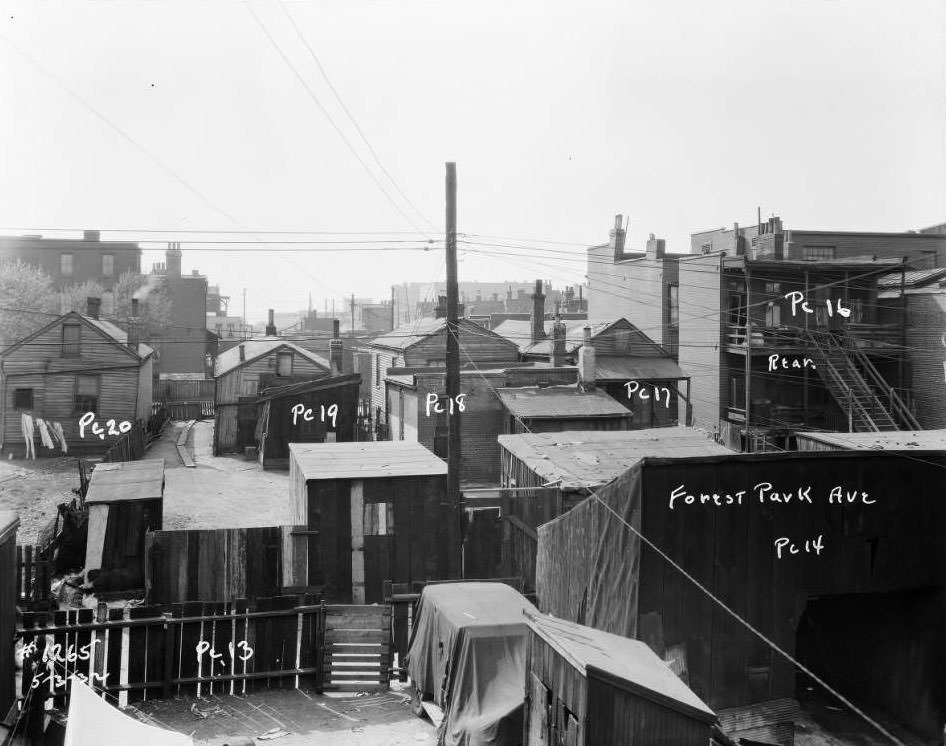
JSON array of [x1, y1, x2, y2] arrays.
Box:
[[60, 253, 74, 277], [62, 323, 81, 357], [276, 351, 293, 376], [102, 253, 114, 276], [75, 375, 100, 413], [13, 388, 33, 410], [668, 284, 679, 328], [803, 245, 835, 261]]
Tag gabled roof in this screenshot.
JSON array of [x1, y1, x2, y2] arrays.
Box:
[[214, 338, 330, 377], [496, 386, 632, 420], [492, 317, 666, 358], [290, 441, 447, 479], [368, 317, 516, 352], [528, 612, 715, 723], [0, 311, 153, 361]]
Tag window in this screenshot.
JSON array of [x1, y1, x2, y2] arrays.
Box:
[[13, 388, 33, 410], [426, 358, 445, 367], [276, 351, 293, 376], [62, 323, 81, 357], [803, 245, 836, 261], [668, 284, 679, 328], [60, 253, 74, 277], [75, 375, 100, 413], [364, 502, 394, 536], [101, 254, 114, 277]]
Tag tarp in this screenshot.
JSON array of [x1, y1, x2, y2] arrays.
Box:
[[406, 583, 538, 746], [64, 677, 193, 746]]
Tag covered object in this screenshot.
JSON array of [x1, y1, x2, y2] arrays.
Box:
[[407, 582, 538, 746], [525, 612, 714, 746]]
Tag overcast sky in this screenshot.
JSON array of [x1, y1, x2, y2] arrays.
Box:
[[1, 0, 943, 320]]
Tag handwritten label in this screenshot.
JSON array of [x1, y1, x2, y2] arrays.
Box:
[[425, 393, 466, 417], [78, 412, 131, 440], [624, 381, 672, 407], [20, 639, 109, 690], [775, 534, 824, 559], [196, 640, 254, 666], [767, 355, 815, 371], [291, 403, 338, 428], [784, 291, 851, 319]]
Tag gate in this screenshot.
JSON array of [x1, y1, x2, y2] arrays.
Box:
[[322, 605, 392, 692]]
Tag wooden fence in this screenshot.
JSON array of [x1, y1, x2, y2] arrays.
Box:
[[16, 545, 54, 611], [167, 401, 215, 420], [156, 379, 216, 403], [145, 526, 308, 605], [15, 598, 392, 710], [102, 420, 147, 463]]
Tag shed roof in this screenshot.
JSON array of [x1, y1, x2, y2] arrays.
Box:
[[877, 267, 946, 289], [256, 373, 360, 402], [214, 338, 329, 377], [85, 459, 166, 504], [497, 428, 731, 490], [496, 386, 631, 420], [289, 441, 447, 480], [796, 430, 946, 451], [595, 355, 687, 381], [528, 613, 715, 723]]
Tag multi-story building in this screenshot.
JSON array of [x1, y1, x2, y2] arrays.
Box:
[[0, 230, 142, 289], [150, 244, 209, 377]]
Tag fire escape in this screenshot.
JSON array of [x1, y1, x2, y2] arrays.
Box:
[[801, 329, 920, 432]]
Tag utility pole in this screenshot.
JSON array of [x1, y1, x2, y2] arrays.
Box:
[[445, 162, 461, 579], [350, 294, 356, 337]]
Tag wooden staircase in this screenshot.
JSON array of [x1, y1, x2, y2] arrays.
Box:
[[802, 330, 919, 432], [321, 604, 393, 691]]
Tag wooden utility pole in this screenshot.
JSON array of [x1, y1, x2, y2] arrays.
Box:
[[445, 162, 461, 578]]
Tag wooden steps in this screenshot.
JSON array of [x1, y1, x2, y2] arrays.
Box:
[[322, 605, 392, 692]]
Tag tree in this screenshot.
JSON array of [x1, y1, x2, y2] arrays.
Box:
[[0, 259, 58, 346], [59, 280, 106, 315], [59, 272, 172, 340]]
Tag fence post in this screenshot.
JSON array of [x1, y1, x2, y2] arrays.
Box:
[[163, 619, 175, 699], [316, 601, 326, 694]]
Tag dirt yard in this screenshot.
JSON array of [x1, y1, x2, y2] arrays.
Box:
[[0, 454, 78, 546]]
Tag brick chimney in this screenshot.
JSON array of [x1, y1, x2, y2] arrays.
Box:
[[86, 297, 101, 320], [238, 344, 245, 362], [434, 295, 447, 319], [530, 280, 546, 344], [127, 298, 140, 354], [330, 319, 343, 375], [266, 309, 277, 337], [550, 319, 567, 367], [610, 214, 626, 260], [645, 233, 666, 260], [578, 326, 596, 391], [166, 242, 182, 278], [83, 230, 100, 242]]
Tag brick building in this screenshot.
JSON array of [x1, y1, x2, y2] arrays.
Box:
[[149, 244, 209, 377]]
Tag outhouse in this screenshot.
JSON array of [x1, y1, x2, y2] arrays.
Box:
[[288, 441, 454, 603], [525, 612, 715, 746]]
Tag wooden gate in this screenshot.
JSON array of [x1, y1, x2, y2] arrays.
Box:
[[321, 605, 392, 692]]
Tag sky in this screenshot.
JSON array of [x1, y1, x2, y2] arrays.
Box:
[[1, 0, 944, 321]]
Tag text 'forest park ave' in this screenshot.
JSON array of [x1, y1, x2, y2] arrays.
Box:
[[668, 483, 876, 510]]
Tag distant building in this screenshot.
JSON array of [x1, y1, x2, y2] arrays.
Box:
[[0, 298, 153, 456], [150, 244, 208, 377], [0, 230, 141, 289]]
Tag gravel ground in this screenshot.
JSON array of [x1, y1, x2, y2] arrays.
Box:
[[0, 454, 78, 546]]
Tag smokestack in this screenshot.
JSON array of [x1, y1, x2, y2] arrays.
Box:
[[131, 298, 139, 317], [530, 280, 546, 344], [266, 309, 277, 337], [238, 344, 245, 362], [578, 326, 596, 391], [127, 305, 140, 354], [166, 242, 182, 278], [86, 297, 101, 320], [609, 214, 626, 260], [550, 319, 567, 367], [330, 319, 343, 375], [435, 295, 447, 319], [645, 233, 666, 260]]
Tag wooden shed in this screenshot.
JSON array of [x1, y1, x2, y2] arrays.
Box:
[[0, 511, 18, 717], [289, 441, 456, 603], [84, 459, 165, 591], [525, 612, 715, 746]]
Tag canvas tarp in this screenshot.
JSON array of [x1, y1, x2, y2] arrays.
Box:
[[64, 677, 193, 746], [406, 582, 538, 746]]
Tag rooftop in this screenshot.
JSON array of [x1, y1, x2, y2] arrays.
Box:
[[497, 428, 731, 490], [528, 613, 715, 722], [214, 338, 330, 377], [83, 315, 155, 358], [289, 441, 447, 480], [496, 386, 632, 420], [86, 459, 166, 504], [796, 430, 946, 451], [595, 355, 687, 381]]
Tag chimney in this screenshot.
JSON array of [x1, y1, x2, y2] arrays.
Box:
[[238, 344, 246, 362], [645, 233, 666, 260], [166, 242, 182, 278], [435, 295, 447, 319], [330, 319, 343, 375], [550, 319, 567, 367], [128, 298, 140, 353], [530, 279, 546, 344], [609, 214, 626, 260], [83, 230, 100, 242], [578, 326, 596, 390], [86, 297, 101, 319], [266, 309, 277, 336]]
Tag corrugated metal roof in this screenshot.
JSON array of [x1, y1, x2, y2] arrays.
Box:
[[497, 428, 732, 490], [86, 459, 165, 504], [796, 430, 946, 451], [496, 386, 631, 420], [877, 267, 946, 288], [595, 356, 688, 381], [528, 613, 715, 722], [289, 441, 448, 480], [214, 338, 330, 377]]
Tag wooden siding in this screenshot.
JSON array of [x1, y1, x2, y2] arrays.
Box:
[[1, 316, 148, 454], [527, 635, 588, 744]]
